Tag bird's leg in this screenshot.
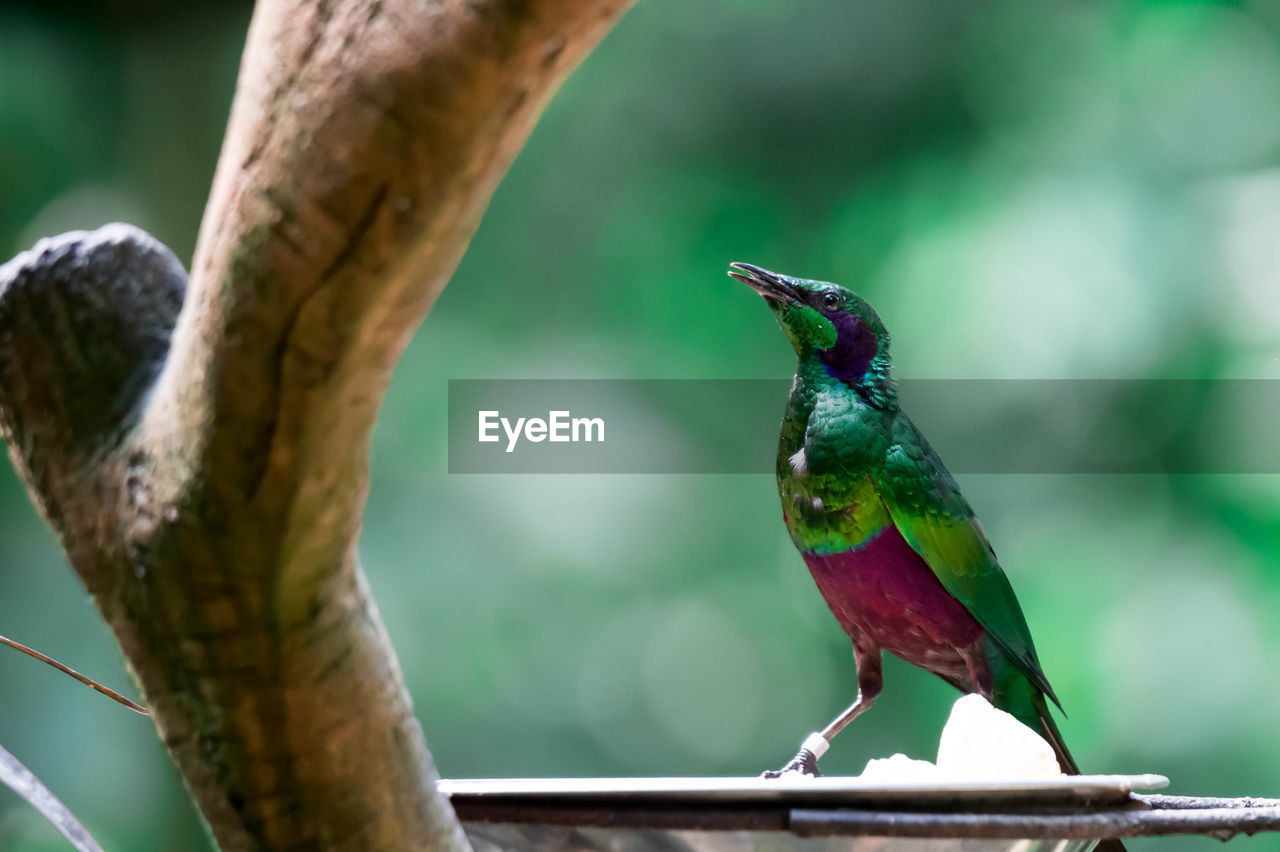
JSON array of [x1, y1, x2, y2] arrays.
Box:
[[762, 644, 882, 778], [760, 691, 874, 779]]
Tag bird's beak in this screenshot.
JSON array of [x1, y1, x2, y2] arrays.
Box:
[[728, 262, 802, 305]]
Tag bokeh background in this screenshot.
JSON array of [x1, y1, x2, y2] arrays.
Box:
[[2, 0, 1280, 849]]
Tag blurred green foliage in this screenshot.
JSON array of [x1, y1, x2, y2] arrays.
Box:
[[2, 1, 1280, 849]]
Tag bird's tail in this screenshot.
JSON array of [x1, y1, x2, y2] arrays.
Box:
[[1030, 690, 1080, 775], [1031, 692, 1127, 852]]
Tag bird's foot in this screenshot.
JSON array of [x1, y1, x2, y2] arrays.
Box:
[[760, 746, 822, 779]]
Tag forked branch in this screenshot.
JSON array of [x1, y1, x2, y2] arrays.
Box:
[[0, 0, 631, 849]]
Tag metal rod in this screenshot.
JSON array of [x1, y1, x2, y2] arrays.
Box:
[[789, 803, 1280, 841]]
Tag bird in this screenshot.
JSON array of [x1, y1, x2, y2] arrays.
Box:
[[728, 261, 1101, 784]]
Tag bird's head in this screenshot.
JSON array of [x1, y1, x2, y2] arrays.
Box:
[[729, 262, 892, 390]]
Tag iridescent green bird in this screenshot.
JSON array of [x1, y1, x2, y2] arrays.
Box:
[[730, 262, 1084, 780]]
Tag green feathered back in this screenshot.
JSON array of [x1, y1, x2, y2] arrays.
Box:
[[872, 413, 1063, 712]]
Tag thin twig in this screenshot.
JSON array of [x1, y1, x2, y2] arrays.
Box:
[[0, 741, 105, 852], [0, 633, 149, 715]]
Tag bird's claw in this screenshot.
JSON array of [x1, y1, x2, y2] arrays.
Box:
[[760, 747, 821, 779]]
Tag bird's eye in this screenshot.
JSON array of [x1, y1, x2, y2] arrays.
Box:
[[821, 292, 840, 309]]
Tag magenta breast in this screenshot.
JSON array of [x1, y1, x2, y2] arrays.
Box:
[[802, 525, 985, 670]]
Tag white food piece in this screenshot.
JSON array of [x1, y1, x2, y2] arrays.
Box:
[[858, 753, 941, 782], [854, 694, 1064, 782], [935, 693, 1063, 780]]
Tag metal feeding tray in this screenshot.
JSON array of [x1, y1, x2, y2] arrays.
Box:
[[441, 774, 1172, 852], [440, 774, 1168, 807]]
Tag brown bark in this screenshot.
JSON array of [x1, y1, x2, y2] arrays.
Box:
[[0, 0, 631, 849]]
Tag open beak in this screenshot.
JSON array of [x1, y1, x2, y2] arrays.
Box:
[[728, 262, 802, 305]]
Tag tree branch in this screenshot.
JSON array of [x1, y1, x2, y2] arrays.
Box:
[[0, 225, 185, 528], [0, 0, 631, 849]]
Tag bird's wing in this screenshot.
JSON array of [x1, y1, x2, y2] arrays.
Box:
[[870, 414, 1062, 711]]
